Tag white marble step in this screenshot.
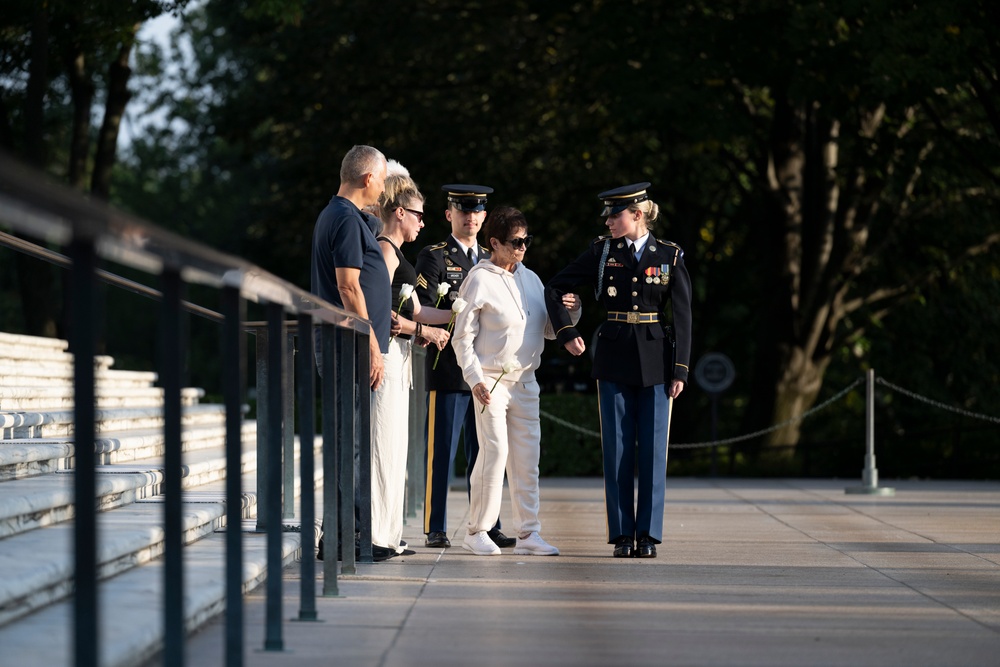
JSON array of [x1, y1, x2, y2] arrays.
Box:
[[0, 525, 301, 667], [0, 331, 68, 349], [0, 403, 226, 439], [0, 386, 204, 411], [0, 489, 255, 627], [0, 443, 257, 539], [0, 363, 157, 388], [0, 347, 115, 368], [0, 422, 256, 481]]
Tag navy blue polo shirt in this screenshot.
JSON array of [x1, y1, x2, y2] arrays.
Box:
[[310, 196, 391, 354]]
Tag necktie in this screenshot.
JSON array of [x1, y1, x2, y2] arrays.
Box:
[[629, 243, 637, 261], [467, 248, 475, 264]]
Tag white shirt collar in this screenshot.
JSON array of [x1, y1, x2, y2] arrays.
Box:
[[452, 235, 477, 261], [629, 232, 650, 258]]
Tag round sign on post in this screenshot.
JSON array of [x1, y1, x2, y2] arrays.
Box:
[[694, 352, 735, 395]]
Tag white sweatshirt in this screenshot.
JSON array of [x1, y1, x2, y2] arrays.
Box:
[[452, 259, 580, 389]]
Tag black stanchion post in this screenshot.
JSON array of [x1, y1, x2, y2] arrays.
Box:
[[321, 324, 340, 595], [283, 330, 295, 520], [70, 236, 98, 667], [255, 328, 268, 533], [264, 302, 285, 651], [222, 286, 245, 667], [160, 267, 185, 667], [296, 315, 318, 621], [336, 326, 357, 575]]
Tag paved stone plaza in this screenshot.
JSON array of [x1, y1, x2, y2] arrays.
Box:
[[176, 477, 1000, 667]]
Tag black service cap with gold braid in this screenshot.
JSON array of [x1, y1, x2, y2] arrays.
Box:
[[442, 184, 493, 212], [598, 182, 651, 217]]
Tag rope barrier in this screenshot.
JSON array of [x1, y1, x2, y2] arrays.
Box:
[[539, 374, 998, 448], [875, 377, 1000, 425]]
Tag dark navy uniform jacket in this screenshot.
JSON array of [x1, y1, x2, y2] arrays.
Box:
[[545, 234, 692, 388], [414, 236, 492, 392]]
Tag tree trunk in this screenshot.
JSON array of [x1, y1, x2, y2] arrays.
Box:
[[755, 99, 856, 456], [66, 45, 93, 191], [91, 27, 137, 200], [16, 4, 58, 338]]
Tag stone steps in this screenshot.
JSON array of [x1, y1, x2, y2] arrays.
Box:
[[0, 385, 204, 411], [0, 422, 258, 481], [0, 330, 318, 666], [0, 524, 302, 667], [0, 403, 228, 439]]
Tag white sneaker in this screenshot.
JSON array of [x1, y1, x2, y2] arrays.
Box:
[[513, 532, 560, 556], [462, 531, 501, 556]]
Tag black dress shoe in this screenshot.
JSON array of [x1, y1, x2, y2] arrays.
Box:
[[372, 545, 398, 561], [636, 536, 657, 558], [487, 529, 516, 548], [613, 536, 634, 558], [425, 531, 451, 548]]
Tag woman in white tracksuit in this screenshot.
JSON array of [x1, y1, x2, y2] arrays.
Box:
[[452, 206, 581, 556]]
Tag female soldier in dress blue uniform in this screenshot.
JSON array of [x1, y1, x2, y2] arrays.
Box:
[[545, 183, 692, 558]]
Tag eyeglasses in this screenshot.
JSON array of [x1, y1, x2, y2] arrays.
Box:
[[403, 208, 424, 222], [506, 235, 533, 250]]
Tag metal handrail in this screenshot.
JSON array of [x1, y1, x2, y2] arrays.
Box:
[[0, 152, 368, 666]]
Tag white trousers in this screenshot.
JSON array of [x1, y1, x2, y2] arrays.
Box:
[[468, 377, 541, 536], [370, 337, 412, 549]]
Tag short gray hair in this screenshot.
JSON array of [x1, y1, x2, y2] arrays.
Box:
[[340, 145, 386, 186]]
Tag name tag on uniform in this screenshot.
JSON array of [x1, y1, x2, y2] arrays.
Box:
[[446, 271, 463, 281], [605, 260, 624, 268]]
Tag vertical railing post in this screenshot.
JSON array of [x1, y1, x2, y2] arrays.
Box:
[[336, 326, 357, 575], [263, 303, 284, 651], [321, 323, 340, 593], [846, 369, 895, 496], [356, 331, 372, 564], [222, 286, 245, 667], [160, 267, 185, 667], [255, 327, 269, 532], [296, 315, 318, 621], [70, 235, 98, 667], [283, 328, 295, 520]]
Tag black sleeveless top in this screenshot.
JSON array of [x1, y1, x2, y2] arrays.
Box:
[[378, 236, 417, 341]]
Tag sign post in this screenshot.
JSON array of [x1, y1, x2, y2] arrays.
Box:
[[694, 353, 735, 476]]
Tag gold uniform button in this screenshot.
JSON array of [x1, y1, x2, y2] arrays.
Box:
[[632, 277, 638, 283], [632, 305, 639, 311], [631, 291, 637, 297]]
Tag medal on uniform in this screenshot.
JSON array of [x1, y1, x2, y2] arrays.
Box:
[[645, 276, 653, 284], [644, 266, 662, 284], [660, 264, 671, 285], [607, 286, 617, 297]]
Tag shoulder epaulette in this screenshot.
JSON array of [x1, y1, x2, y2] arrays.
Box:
[[592, 234, 612, 245], [479, 244, 490, 254], [427, 241, 448, 251], [656, 238, 680, 249]]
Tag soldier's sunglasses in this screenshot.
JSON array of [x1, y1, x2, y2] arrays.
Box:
[[506, 235, 533, 250]]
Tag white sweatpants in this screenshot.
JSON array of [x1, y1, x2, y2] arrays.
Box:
[[467, 377, 542, 537], [370, 337, 412, 549]]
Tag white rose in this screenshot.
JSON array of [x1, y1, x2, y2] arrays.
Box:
[[451, 297, 468, 313], [436, 282, 450, 298], [399, 283, 414, 303], [501, 359, 520, 374]]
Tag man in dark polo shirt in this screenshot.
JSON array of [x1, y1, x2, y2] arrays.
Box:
[[414, 184, 513, 549], [311, 144, 391, 388], [310, 144, 392, 560]]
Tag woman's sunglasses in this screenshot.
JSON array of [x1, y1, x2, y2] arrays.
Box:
[[506, 235, 533, 250], [403, 208, 424, 222]]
